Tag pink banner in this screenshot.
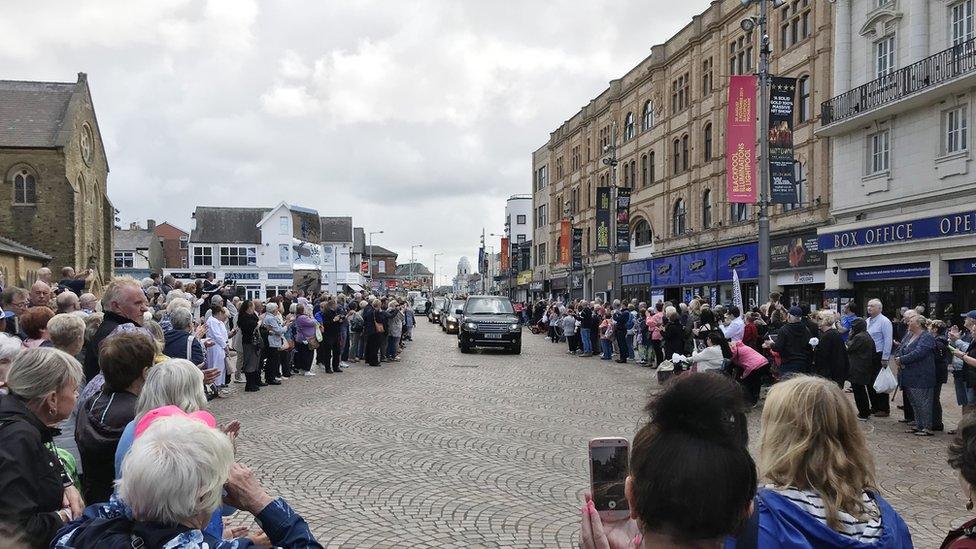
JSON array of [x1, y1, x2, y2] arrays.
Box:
[[726, 75, 757, 204]]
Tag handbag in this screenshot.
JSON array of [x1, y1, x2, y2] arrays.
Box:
[[873, 365, 898, 394], [375, 321, 385, 333], [315, 324, 324, 342]]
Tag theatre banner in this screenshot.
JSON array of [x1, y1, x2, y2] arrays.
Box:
[[500, 237, 510, 272], [769, 77, 798, 204], [615, 187, 631, 253], [726, 75, 757, 204], [559, 219, 571, 264], [572, 228, 583, 271], [596, 187, 611, 252]]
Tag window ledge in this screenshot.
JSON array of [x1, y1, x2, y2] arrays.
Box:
[[935, 150, 969, 179], [11, 203, 36, 207], [861, 171, 890, 194]]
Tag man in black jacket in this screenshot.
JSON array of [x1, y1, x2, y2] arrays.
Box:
[[362, 299, 382, 366], [766, 306, 813, 376], [82, 278, 148, 381], [578, 302, 594, 357]]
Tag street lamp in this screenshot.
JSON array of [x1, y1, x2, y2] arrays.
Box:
[[739, 0, 782, 305], [368, 230, 384, 290], [602, 121, 619, 302], [410, 244, 423, 288]]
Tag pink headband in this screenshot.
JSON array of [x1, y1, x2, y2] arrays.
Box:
[[135, 405, 217, 439]]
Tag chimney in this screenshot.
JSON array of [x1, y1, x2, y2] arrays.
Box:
[[129, 222, 139, 230], [146, 219, 156, 230]]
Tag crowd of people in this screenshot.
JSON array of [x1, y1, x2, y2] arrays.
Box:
[[0, 267, 427, 548]]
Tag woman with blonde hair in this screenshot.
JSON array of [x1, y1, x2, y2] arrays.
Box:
[[752, 375, 912, 547]]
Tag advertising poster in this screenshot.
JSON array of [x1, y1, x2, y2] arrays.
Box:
[[615, 187, 631, 252], [500, 237, 510, 272], [769, 77, 799, 204], [770, 231, 826, 270], [560, 219, 571, 264], [596, 187, 611, 252], [572, 228, 583, 271], [726, 75, 757, 203]]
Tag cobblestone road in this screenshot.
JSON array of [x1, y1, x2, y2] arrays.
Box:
[[211, 321, 969, 548]]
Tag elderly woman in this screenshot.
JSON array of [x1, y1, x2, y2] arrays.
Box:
[[293, 305, 317, 376], [0, 332, 22, 389], [53, 414, 320, 548], [895, 315, 938, 437], [386, 300, 404, 361], [205, 305, 229, 394], [847, 318, 879, 421], [0, 348, 85, 548], [48, 314, 86, 358], [21, 306, 55, 348], [813, 310, 849, 388], [236, 300, 262, 391], [261, 302, 286, 384]]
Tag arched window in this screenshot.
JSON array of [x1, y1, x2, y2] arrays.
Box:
[[673, 139, 681, 175], [623, 164, 629, 187], [797, 76, 811, 123], [633, 218, 652, 247], [624, 112, 635, 141], [702, 189, 712, 229], [673, 199, 687, 236], [12, 167, 37, 205], [629, 161, 636, 188], [640, 154, 648, 188], [600, 174, 606, 187], [649, 151, 656, 183], [642, 100, 654, 130], [730, 202, 749, 223], [703, 123, 713, 161], [681, 134, 690, 171]]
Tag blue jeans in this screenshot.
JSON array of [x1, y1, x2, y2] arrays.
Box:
[[387, 336, 400, 358], [600, 339, 613, 359], [580, 328, 592, 354], [953, 371, 975, 406]]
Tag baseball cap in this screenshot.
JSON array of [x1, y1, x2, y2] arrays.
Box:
[[788, 306, 804, 317], [134, 405, 217, 439], [962, 310, 976, 321], [0, 306, 13, 320]]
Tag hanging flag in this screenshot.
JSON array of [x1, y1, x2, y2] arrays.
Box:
[[500, 237, 510, 273], [559, 219, 571, 264], [732, 268, 743, 312], [769, 77, 799, 204], [595, 187, 611, 253], [726, 75, 758, 204], [615, 187, 632, 253], [572, 228, 583, 271]]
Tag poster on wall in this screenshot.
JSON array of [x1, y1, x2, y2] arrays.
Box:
[[595, 187, 611, 253], [572, 228, 583, 271], [770, 231, 826, 270], [292, 238, 322, 267], [769, 77, 799, 204], [726, 75, 757, 204], [615, 187, 631, 253]]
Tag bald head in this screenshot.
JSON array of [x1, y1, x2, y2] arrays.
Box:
[[56, 291, 80, 314], [79, 293, 97, 312], [29, 280, 52, 308]]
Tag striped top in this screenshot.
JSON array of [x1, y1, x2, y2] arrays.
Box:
[[771, 486, 884, 541]]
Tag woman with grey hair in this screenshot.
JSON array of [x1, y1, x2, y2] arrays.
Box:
[[0, 348, 85, 547], [261, 302, 286, 385], [52, 415, 320, 548], [386, 301, 404, 361], [0, 332, 23, 389]]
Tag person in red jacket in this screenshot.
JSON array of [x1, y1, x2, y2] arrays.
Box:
[[945, 413, 976, 548]]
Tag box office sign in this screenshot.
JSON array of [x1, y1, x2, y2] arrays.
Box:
[[820, 210, 976, 251]]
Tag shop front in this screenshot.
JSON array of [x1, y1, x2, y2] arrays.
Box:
[[819, 208, 976, 320], [770, 231, 827, 308], [646, 242, 759, 307], [621, 259, 652, 304]]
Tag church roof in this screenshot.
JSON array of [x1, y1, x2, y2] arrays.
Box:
[[0, 235, 51, 261], [0, 79, 75, 148]]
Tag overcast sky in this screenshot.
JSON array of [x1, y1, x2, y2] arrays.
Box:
[[6, 0, 710, 286]]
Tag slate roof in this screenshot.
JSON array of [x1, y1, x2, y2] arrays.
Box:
[[0, 79, 76, 148], [353, 228, 365, 254], [364, 245, 397, 258], [190, 207, 269, 244], [395, 263, 432, 276], [319, 216, 353, 243], [0, 235, 51, 261], [114, 228, 157, 250]]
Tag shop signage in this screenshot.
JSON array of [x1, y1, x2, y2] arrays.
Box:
[[771, 231, 826, 270], [572, 274, 583, 289], [726, 75, 758, 204], [517, 270, 533, 285], [950, 259, 976, 275], [847, 263, 930, 282], [616, 187, 632, 252], [169, 272, 211, 280], [717, 243, 759, 282], [768, 77, 798, 204], [511, 242, 520, 275], [680, 249, 718, 285], [621, 259, 653, 276], [595, 187, 612, 253], [559, 219, 571, 264], [268, 272, 294, 280], [820, 210, 976, 251], [529, 281, 544, 291], [652, 256, 681, 287], [572, 228, 583, 271], [224, 272, 259, 280]]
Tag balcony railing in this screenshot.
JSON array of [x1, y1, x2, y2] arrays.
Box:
[[821, 37, 976, 126]]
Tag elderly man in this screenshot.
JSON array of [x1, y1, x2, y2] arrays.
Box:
[[29, 279, 52, 308], [83, 277, 149, 381], [866, 298, 894, 417], [36, 267, 53, 287], [56, 291, 81, 314], [79, 293, 97, 315], [58, 267, 91, 296], [1, 287, 29, 339]]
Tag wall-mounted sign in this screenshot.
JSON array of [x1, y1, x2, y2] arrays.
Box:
[[771, 231, 826, 270], [820, 210, 976, 251]]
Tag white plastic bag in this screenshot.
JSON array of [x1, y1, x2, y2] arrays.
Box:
[[873, 366, 898, 394]]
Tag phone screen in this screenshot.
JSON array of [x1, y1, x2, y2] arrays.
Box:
[[590, 445, 629, 512]]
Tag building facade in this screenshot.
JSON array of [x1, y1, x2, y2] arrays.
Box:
[[153, 220, 189, 269], [534, 0, 833, 308], [113, 222, 164, 279], [0, 235, 51, 289], [0, 73, 113, 292], [818, 0, 976, 319]]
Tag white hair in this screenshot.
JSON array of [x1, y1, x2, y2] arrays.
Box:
[[102, 277, 142, 310], [166, 289, 186, 304], [166, 297, 192, 315], [210, 295, 224, 306], [289, 303, 297, 314], [47, 313, 85, 351], [118, 415, 234, 525], [868, 298, 883, 309], [0, 333, 22, 365], [169, 307, 194, 331], [265, 302, 279, 314], [135, 359, 206, 419], [5, 348, 83, 403]]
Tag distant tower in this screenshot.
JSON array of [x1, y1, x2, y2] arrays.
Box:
[[458, 256, 471, 277]]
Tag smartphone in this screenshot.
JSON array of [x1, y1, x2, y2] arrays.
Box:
[[588, 437, 630, 521]]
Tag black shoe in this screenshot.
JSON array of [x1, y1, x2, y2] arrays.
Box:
[[259, 382, 269, 387], [933, 425, 945, 432], [325, 369, 334, 374], [245, 386, 260, 392], [267, 380, 282, 386], [334, 368, 343, 373]]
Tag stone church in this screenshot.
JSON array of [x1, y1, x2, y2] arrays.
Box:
[[0, 73, 113, 290]]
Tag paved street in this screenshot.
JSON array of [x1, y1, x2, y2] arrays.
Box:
[[212, 321, 970, 548]]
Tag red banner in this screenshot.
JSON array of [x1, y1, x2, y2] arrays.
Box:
[[726, 75, 757, 204], [500, 237, 510, 272], [559, 219, 571, 264]]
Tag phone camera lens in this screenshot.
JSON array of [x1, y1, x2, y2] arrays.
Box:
[[608, 501, 616, 509]]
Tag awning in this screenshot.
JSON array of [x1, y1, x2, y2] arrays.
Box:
[[346, 284, 365, 293]]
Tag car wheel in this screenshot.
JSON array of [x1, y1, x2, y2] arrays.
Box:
[[511, 341, 521, 354]]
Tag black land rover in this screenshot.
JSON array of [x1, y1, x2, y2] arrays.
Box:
[[457, 295, 522, 354]]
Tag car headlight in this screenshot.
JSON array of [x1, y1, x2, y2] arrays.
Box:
[[510, 323, 520, 331], [465, 322, 477, 331]]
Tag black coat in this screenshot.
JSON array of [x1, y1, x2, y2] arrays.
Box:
[[0, 394, 67, 548], [847, 328, 877, 386], [814, 328, 849, 386], [773, 321, 813, 373], [75, 390, 137, 505], [82, 311, 134, 381], [663, 321, 686, 359], [362, 305, 378, 335]]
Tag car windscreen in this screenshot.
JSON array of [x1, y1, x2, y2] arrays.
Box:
[[433, 298, 446, 308], [450, 300, 466, 312], [464, 298, 514, 315]]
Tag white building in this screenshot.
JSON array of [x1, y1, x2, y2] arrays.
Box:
[[819, 0, 976, 318], [170, 203, 366, 299]]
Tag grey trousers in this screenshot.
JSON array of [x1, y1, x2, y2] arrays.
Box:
[[905, 387, 934, 431]]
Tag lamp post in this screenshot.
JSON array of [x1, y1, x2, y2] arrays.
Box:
[[410, 244, 423, 289], [602, 121, 619, 302], [368, 230, 384, 291], [740, 0, 783, 305], [432, 252, 442, 294]]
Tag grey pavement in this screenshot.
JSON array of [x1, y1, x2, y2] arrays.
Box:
[[211, 321, 970, 548]]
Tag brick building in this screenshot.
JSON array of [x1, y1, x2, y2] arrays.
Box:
[[152, 220, 189, 269], [0, 73, 113, 292]]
